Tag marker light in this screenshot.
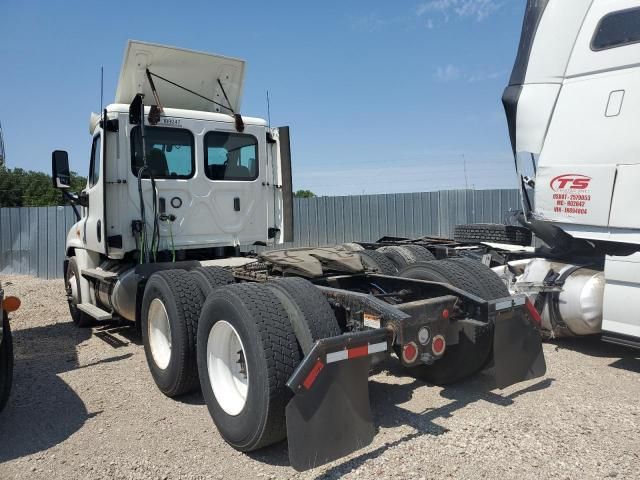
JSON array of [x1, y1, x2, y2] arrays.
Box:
[[2, 296, 21, 313]]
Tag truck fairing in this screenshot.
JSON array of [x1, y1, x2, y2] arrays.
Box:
[[115, 40, 245, 114]]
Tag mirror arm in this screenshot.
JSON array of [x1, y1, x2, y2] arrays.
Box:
[[61, 190, 81, 221]]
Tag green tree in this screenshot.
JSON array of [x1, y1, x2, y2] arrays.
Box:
[[294, 189, 316, 198], [0, 166, 87, 207]]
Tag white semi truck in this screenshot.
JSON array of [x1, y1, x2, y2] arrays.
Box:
[[489, 0, 640, 347], [51, 41, 544, 470]]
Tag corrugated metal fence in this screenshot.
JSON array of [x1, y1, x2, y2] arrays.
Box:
[[0, 189, 520, 279], [1, 206, 78, 279]]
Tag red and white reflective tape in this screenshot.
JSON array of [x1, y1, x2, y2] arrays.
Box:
[[326, 341, 388, 364], [302, 341, 388, 390]]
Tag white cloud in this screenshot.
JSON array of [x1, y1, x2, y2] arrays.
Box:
[[350, 13, 390, 32], [434, 64, 461, 82], [434, 65, 508, 83], [417, 0, 503, 22], [467, 68, 508, 82]]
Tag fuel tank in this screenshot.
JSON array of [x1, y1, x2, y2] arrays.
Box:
[[511, 258, 604, 337], [95, 265, 140, 322]]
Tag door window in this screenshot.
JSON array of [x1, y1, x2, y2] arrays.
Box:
[[88, 135, 100, 187], [204, 132, 258, 181], [131, 126, 195, 178]]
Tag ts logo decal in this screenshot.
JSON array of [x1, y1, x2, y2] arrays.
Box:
[[550, 174, 591, 191]]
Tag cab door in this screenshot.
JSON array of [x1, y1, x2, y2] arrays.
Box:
[[83, 132, 106, 253], [200, 123, 270, 245]]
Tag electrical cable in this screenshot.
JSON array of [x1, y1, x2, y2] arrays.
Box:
[[136, 164, 149, 262], [168, 220, 175, 262]]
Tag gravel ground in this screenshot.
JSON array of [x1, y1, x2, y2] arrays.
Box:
[[1, 274, 639, 480]]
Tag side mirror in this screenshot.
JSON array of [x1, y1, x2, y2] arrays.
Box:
[[52, 150, 71, 189]]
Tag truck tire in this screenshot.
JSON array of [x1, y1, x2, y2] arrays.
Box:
[[400, 260, 492, 300], [197, 283, 300, 451], [453, 223, 532, 247], [448, 257, 510, 299], [65, 256, 94, 328], [377, 245, 435, 269], [267, 277, 342, 354], [0, 313, 13, 412], [399, 259, 505, 385], [341, 242, 364, 252], [191, 266, 235, 297], [358, 250, 397, 275], [141, 269, 204, 397]]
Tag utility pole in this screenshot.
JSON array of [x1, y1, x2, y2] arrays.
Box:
[[462, 154, 469, 190], [0, 120, 5, 167]]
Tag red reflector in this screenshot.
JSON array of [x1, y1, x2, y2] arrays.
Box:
[[525, 298, 542, 326], [348, 344, 369, 359], [442, 309, 449, 319], [1, 296, 21, 313], [402, 342, 418, 363], [302, 359, 324, 390], [432, 335, 446, 355]]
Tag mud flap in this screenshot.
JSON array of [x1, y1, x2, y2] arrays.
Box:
[[286, 355, 375, 471], [492, 307, 546, 388]]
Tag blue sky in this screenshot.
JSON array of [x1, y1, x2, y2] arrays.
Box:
[[0, 0, 525, 196]]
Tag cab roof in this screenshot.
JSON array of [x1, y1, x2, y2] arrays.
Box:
[[106, 104, 266, 125]]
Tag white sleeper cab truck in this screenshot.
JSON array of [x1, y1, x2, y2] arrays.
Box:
[[494, 0, 640, 347], [52, 41, 545, 470]]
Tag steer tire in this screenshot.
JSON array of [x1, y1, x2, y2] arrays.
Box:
[[191, 266, 235, 297], [0, 314, 13, 412], [141, 269, 204, 397], [65, 257, 94, 328], [358, 250, 397, 275], [399, 259, 500, 385], [377, 245, 435, 269], [453, 223, 532, 247], [197, 283, 300, 451], [267, 277, 342, 354]]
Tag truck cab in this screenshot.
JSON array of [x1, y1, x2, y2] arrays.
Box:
[[504, 0, 640, 242], [53, 42, 293, 316], [502, 0, 640, 346], [75, 104, 288, 259]]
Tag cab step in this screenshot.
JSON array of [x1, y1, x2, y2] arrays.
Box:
[[77, 303, 112, 321], [82, 268, 117, 282]]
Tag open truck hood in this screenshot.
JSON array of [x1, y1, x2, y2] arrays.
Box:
[[115, 40, 245, 114]]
